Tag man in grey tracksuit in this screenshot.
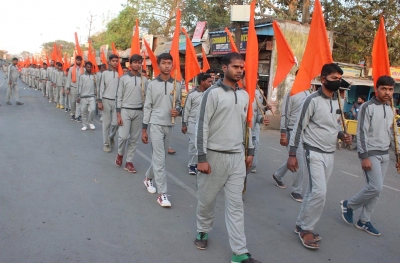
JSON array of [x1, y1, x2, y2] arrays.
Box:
[[40, 63, 48, 96], [340, 76, 400, 236], [35, 65, 40, 90], [248, 88, 265, 174], [142, 53, 182, 207], [77, 62, 97, 130], [272, 88, 312, 202], [287, 63, 351, 250], [115, 55, 148, 173], [46, 61, 56, 102], [6, 58, 23, 105], [52, 62, 65, 109], [182, 73, 213, 175], [195, 53, 261, 263], [98, 54, 120, 153], [66, 56, 84, 122]]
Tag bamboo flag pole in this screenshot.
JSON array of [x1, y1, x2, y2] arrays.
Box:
[[390, 98, 400, 173], [337, 90, 350, 147], [257, 85, 275, 116], [171, 69, 177, 124]]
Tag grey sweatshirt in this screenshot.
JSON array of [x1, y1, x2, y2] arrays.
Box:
[[182, 87, 205, 127], [77, 73, 97, 98], [289, 88, 344, 154], [280, 89, 312, 133], [142, 75, 182, 128], [47, 66, 55, 82], [116, 72, 148, 112], [250, 88, 264, 132], [99, 69, 119, 101], [196, 80, 254, 163], [66, 66, 85, 89], [53, 70, 65, 87], [7, 65, 18, 82], [357, 97, 399, 159], [40, 68, 47, 80]]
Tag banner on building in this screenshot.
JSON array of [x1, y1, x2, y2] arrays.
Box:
[[192, 22, 207, 42], [210, 32, 247, 55]]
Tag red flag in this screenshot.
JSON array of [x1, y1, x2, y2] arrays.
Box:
[[74, 32, 83, 57], [144, 38, 160, 77], [201, 47, 210, 73], [372, 16, 391, 89], [272, 21, 297, 88], [170, 9, 182, 81], [225, 27, 239, 53], [111, 42, 123, 77], [182, 28, 201, 91], [290, 0, 333, 95], [130, 19, 141, 57], [100, 49, 108, 69], [245, 0, 258, 126]]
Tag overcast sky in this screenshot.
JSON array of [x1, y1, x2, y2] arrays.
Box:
[[1, 0, 126, 55]]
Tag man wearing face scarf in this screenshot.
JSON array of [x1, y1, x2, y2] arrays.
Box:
[[287, 63, 352, 250]]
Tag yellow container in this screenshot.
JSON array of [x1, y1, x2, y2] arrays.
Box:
[[345, 120, 358, 135]]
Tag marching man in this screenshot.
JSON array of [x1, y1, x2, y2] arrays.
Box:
[[77, 61, 97, 131]]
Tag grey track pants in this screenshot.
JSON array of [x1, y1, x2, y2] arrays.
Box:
[[40, 81, 46, 96], [6, 82, 20, 103], [187, 123, 197, 166], [348, 154, 389, 222], [55, 86, 61, 105], [296, 149, 334, 231], [274, 131, 304, 194], [197, 150, 248, 255], [145, 125, 172, 194], [102, 99, 118, 146], [69, 87, 81, 116], [80, 97, 95, 127], [118, 109, 143, 162], [46, 81, 53, 100]]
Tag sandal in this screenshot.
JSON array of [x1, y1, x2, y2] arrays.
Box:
[[299, 230, 320, 249], [294, 225, 322, 242]]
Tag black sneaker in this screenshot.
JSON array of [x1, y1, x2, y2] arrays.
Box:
[[231, 253, 261, 263], [70, 115, 76, 121], [65, 108, 69, 112], [188, 165, 197, 175], [290, 192, 303, 202], [75, 116, 82, 123], [340, 200, 353, 224], [272, 174, 286, 189], [194, 232, 208, 250]]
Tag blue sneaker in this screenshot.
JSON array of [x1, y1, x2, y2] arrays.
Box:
[[188, 165, 197, 175], [355, 220, 381, 236], [340, 200, 353, 224]]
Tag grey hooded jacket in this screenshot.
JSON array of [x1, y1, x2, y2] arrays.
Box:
[[116, 72, 148, 111]]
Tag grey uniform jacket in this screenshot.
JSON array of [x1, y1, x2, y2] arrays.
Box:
[[250, 88, 264, 131], [66, 66, 85, 89], [289, 88, 343, 154], [357, 97, 399, 159], [53, 70, 65, 87], [7, 65, 19, 82], [35, 68, 40, 78], [47, 67, 55, 82], [40, 68, 47, 80], [142, 75, 182, 128], [99, 69, 119, 101], [116, 72, 148, 112], [280, 89, 312, 133], [196, 80, 254, 163], [77, 73, 97, 98], [182, 87, 205, 127]]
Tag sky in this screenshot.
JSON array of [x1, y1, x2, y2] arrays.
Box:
[[1, 0, 126, 55]]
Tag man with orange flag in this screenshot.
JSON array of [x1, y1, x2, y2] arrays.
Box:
[[287, 63, 352, 249], [40, 63, 48, 97], [98, 54, 120, 153], [66, 56, 85, 122], [195, 53, 260, 263]]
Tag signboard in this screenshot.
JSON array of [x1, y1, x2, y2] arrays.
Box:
[[210, 32, 247, 55], [192, 22, 206, 42], [342, 67, 362, 78], [391, 67, 400, 80]]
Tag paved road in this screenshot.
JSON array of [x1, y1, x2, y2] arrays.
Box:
[[1, 70, 399, 263]]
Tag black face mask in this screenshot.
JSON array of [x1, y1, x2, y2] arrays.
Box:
[[324, 79, 341, 92]]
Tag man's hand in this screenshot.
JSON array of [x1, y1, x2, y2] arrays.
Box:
[[66, 89, 70, 95], [245, 156, 254, 171], [352, 112, 356, 118], [262, 117, 269, 126], [287, 156, 298, 172], [8, 80, 11, 85], [361, 158, 372, 171], [182, 126, 187, 134], [76, 97, 80, 103], [198, 162, 211, 174], [98, 102, 103, 111], [280, 133, 288, 146], [396, 162, 400, 170], [266, 105, 272, 111], [142, 129, 149, 144], [117, 113, 123, 126], [170, 108, 179, 117], [342, 133, 352, 144]]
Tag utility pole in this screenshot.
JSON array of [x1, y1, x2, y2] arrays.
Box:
[[234, 0, 244, 53], [87, 13, 96, 41]]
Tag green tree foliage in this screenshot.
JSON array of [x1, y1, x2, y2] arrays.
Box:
[[41, 40, 76, 56]]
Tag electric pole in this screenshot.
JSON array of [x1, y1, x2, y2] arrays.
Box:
[[87, 13, 96, 41]]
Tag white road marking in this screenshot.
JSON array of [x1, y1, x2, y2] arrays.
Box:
[[340, 171, 359, 178], [383, 185, 400, 192], [268, 147, 281, 152]]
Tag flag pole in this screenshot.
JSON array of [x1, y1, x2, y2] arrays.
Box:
[[243, 124, 250, 195], [172, 69, 177, 124], [257, 85, 275, 116], [141, 52, 145, 101], [336, 90, 350, 148], [391, 98, 400, 173]]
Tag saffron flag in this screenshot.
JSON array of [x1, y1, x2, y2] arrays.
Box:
[[74, 32, 83, 57], [372, 16, 391, 89], [182, 28, 201, 91], [111, 42, 123, 77], [290, 0, 333, 95], [170, 9, 182, 81], [245, 0, 258, 126], [100, 49, 108, 69], [201, 47, 210, 73], [130, 19, 141, 57], [144, 38, 160, 77], [88, 40, 98, 73], [225, 27, 239, 53], [142, 51, 147, 72], [272, 21, 297, 88], [46, 53, 50, 66], [52, 43, 57, 62]]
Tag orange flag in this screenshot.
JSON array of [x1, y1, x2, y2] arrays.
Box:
[[182, 28, 201, 92], [111, 42, 123, 77], [290, 0, 333, 95], [245, 0, 258, 126], [46, 53, 50, 66], [272, 21, 297, 88], [100, 49, 108, 69], [225, 27, 239, 53], [75, 32, 83, 57], [130, 19, 141, 57], [142, 51, 147, 71], [170, 9, 182, 81], [201, 47, 210, 73], [52, 43, 57, 62], [57, 45, 63, 63], [372, 16, 391, 89], [144, 38, 160, 76]]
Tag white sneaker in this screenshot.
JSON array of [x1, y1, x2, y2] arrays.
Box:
[[81, 126, 88, 131], [89, 124, 95, 130], [157, 194, 171, 207], [143, 179, 156, 194]]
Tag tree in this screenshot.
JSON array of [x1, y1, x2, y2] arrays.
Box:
[[41, 40, 76, 56], [19, 51, 32, 58]]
